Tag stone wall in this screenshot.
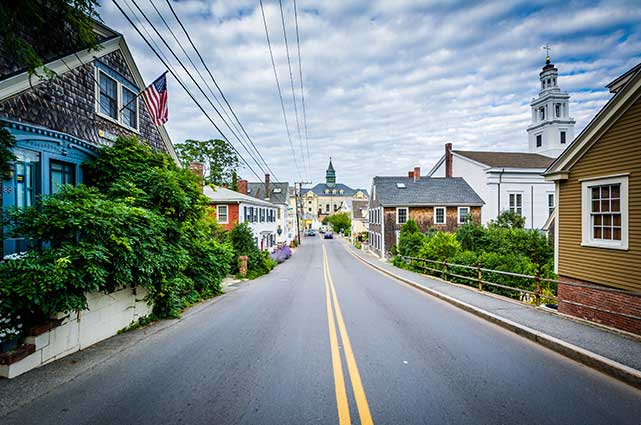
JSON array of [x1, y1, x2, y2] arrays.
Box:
[[0, 286, 152, 379]]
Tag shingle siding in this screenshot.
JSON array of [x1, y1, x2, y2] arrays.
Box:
[[0, 50, 166, 153]]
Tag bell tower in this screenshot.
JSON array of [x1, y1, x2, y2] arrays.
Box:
[[526, 48, 575, 158], [325, 158, 336, 187]]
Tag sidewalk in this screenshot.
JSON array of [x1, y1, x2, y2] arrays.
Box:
[[344, 241, 641, 389]]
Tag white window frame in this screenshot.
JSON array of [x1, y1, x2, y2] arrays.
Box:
[[396, 207, 408, 225], [217, 205, 228, 224], [434, 207, 446, 225], [95, 68, 140, 132], [547, 192, 555, 216], [120, 86, 139, 131], [457, 207, 470, 224], [581, 175, 628, 250], [508, 192, 523, 216]]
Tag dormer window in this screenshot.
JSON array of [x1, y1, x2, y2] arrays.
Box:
[[273, 188, 282, 193], [332, 189, 337, 194], [396, 183, 406, 189], [325, 189, 329, 194]]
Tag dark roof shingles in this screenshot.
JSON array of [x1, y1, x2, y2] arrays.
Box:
[[373, 176, 484, 206]]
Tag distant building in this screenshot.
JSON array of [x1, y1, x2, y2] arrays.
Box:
[[368, 167, 484, 258], [544, 62, 641, 336], [0, 20, 176, 257], [428, 55, 574, 229], [299, 158, 368, 229], [247, 175, 292, 244], [204, 180, 278, 251]]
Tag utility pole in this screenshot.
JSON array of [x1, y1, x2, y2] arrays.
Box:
[[294, 181, 311, 245]]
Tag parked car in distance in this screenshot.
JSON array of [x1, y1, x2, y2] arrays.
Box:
[[304, 229, 316, 237], [324, 233, 333, 239]]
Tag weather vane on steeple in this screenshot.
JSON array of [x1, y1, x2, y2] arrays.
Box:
[[542, 44, 552, 63]]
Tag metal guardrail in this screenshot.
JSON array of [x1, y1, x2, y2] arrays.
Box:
[[399, 255, 641, 314]]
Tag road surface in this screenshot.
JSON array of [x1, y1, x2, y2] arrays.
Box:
[[2, 236, 641, 424]]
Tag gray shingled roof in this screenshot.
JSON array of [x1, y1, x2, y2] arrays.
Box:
[[302, 183, 368, 197], [203, 186, 275, 207], [247, 182, 290, 204], [454, 150, 555, 168], [373, 176, 484, 206]]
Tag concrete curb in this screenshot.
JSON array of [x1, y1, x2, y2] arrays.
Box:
[[346, 246, 641, 390]]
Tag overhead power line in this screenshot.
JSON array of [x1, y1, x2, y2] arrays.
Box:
[[293, 0, 312, 177], [278, 0, 307, 180], [124, 0, 269, 182], [259, 0, 303, 182], [112, 0, 265, 182], [160, 0, 280, 182]]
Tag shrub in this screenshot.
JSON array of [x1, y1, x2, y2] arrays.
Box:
[[418, 232, 461, 261], [397, 219, 425, 257], [0, 136, 234, 325], [228, 222, 276, 278]]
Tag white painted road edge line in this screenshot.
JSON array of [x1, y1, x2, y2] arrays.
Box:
[[345, 245, 641, 390]]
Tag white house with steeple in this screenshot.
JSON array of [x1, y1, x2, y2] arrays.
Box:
[[527, 55, 576, 157], [428, 54, 574, 230]]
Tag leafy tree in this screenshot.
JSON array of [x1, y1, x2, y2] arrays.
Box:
[[490, 210, 525, 229], [325, 212, 351, 233], [175, 139, 239, 186], [456, 220, 488, 252], [0, 123, 17, 179], [0, 0, 101, 77]]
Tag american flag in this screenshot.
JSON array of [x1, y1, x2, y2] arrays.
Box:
[[142, 73, 168, 126]]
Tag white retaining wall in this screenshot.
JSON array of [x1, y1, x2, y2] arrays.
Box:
[[0, 286, 152, 379]]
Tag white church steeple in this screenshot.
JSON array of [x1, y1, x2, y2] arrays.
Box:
[[527, 50, 575, 158]]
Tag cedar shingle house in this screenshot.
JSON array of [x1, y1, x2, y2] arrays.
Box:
[[1, 20, 176, 257], [544, 62, 641, 335], [368, 168, 484, 258]]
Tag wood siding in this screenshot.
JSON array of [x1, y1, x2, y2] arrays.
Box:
[[557, 94, 641, 292], [382, 206, 481, 255]]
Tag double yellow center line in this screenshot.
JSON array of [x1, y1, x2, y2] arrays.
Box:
[[322, 244, 374, 425]]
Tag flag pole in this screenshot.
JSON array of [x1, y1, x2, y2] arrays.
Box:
[[118, 70, 168, 114]]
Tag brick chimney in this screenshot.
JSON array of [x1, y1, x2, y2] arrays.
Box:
[[238, 179, 248, 195], [408, 171, 414, 178], [413, 166, 421, 181], [264, 174, 270, 200], [188, 162, 204, 190], [445, 142, 453, 178]]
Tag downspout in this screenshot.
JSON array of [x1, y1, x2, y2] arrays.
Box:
[[497, 168, 505, 213], [531, 185, 534, 229]]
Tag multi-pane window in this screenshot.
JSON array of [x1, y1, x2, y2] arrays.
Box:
[[99, 72, 118, 119], [458, 207, 469, 224], [217, 205, 228, 224], [590, 184, 621, 241], [509, 193, 522, 216], [253, 207, 258, 222], [434, 207, 445, 224], [396, 207, 408, 224], [50, 160, 75, 194], [121, 87, 137, 128], [548, 193, 555, 216], [260, 208, 265, 222]]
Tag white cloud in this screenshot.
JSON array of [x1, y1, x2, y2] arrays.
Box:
[[99, 0, 641, 189]]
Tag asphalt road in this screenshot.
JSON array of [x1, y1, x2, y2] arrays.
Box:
[[2, 236, 641, 425]]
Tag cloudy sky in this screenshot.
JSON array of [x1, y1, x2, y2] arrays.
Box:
[[99, 0, 641, 189]]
